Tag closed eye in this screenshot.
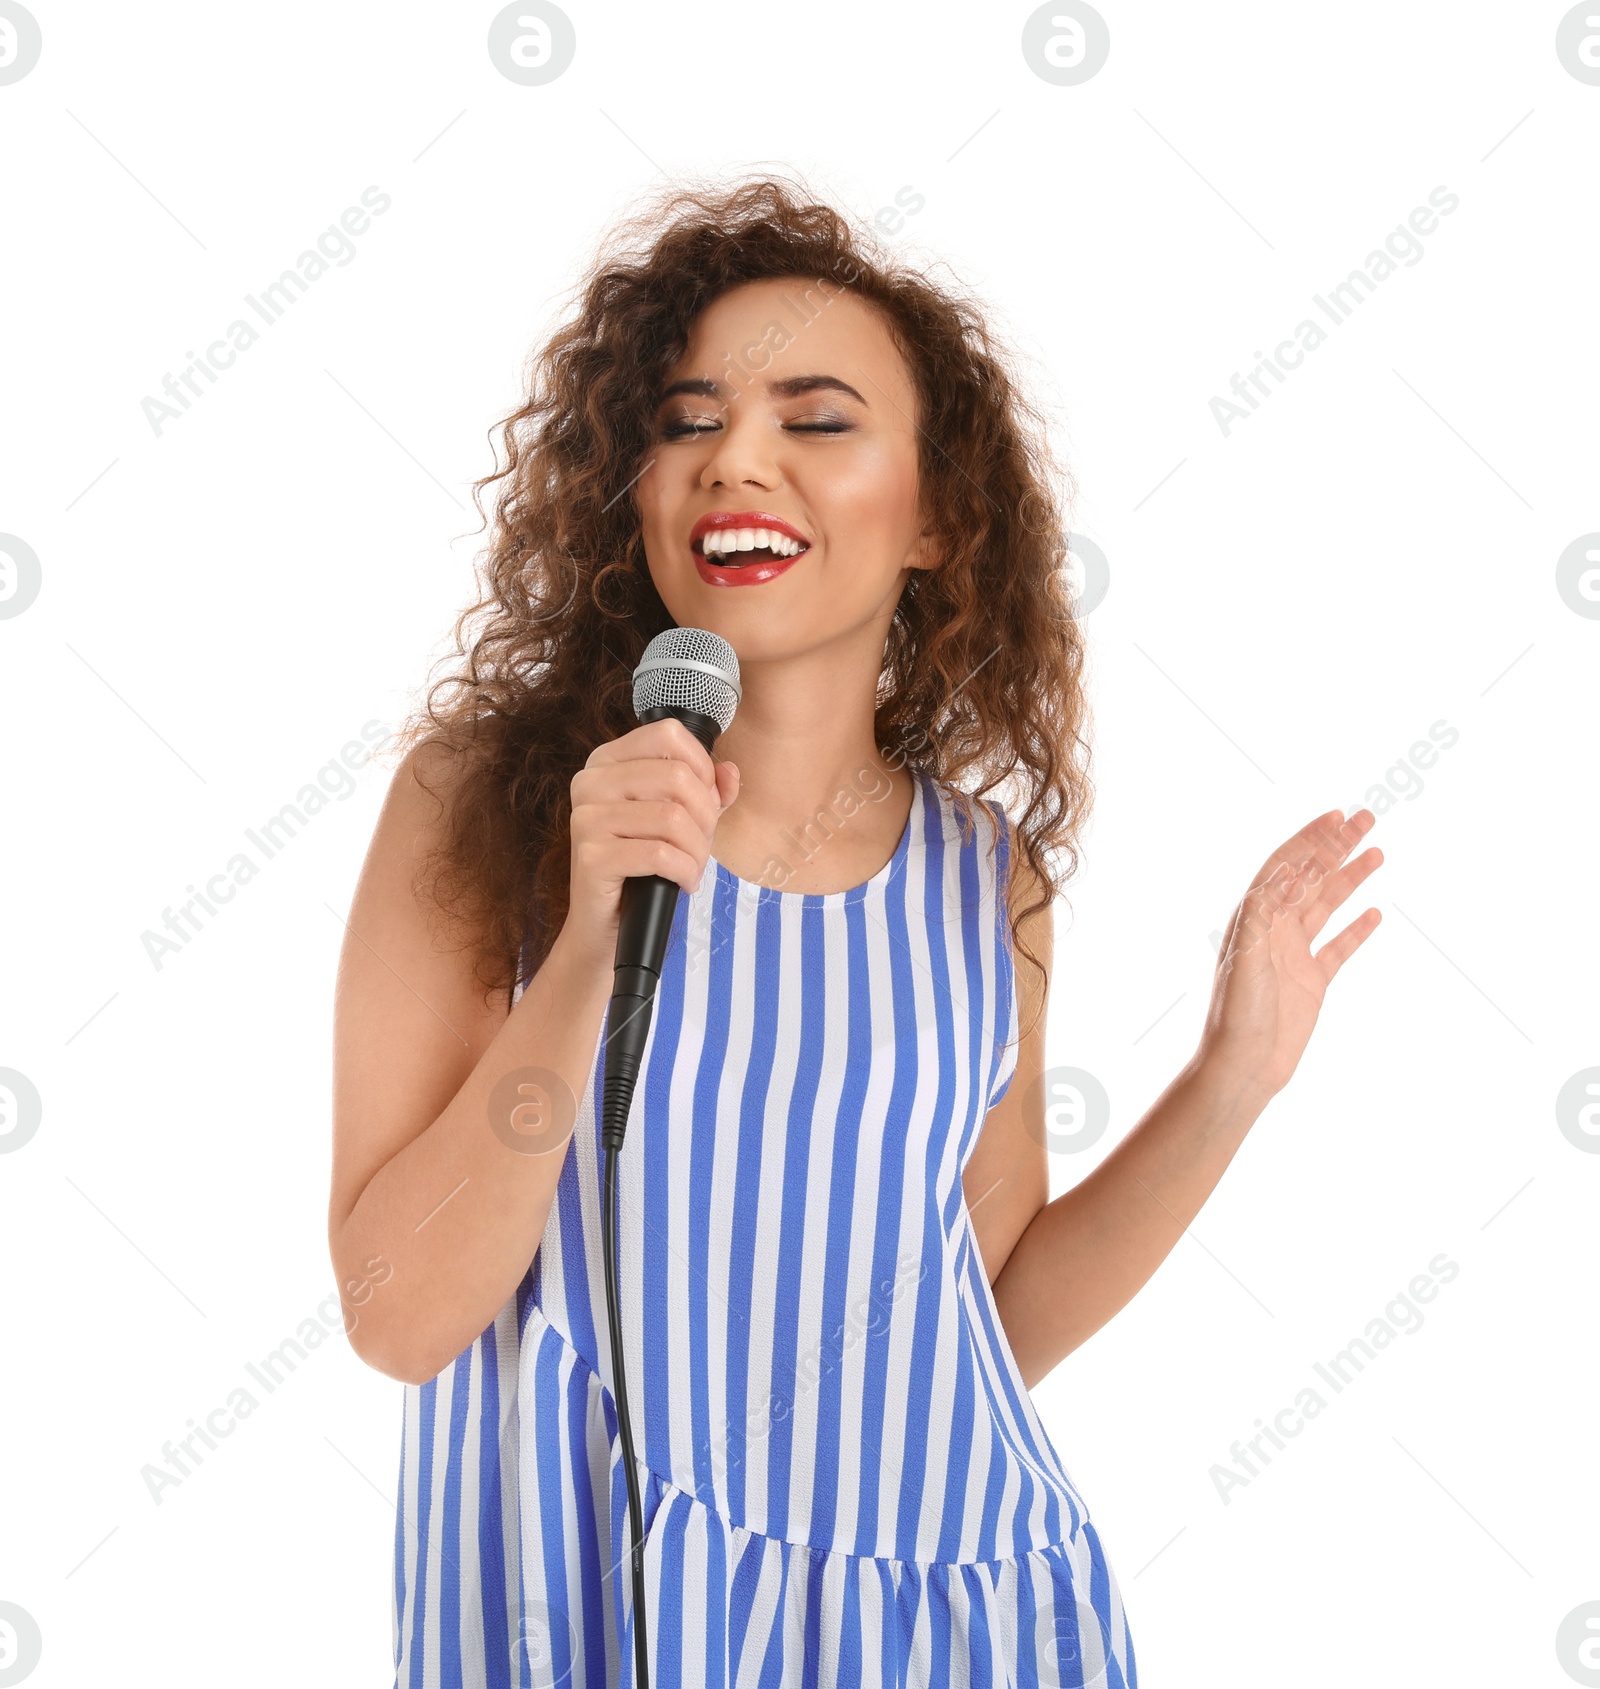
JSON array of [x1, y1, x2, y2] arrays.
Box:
[[660, 417, 855, 439]]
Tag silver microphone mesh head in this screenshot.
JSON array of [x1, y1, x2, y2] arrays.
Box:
[[631, 627, 741, 732]]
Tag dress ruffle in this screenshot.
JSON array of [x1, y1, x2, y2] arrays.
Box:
[[516, 1316, 1138, 1689]]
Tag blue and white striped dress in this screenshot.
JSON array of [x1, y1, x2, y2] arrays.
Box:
[[392, 767, 1138, 1687]]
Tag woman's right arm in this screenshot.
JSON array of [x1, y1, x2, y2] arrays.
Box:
[[328, 720, 737, 1386]]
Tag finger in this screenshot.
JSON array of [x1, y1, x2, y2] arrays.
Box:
[[586, 718, 716, 785], [714, 759, 740, 811], [596, 835, 706, 894], [573, 756, 721, 836], [1312, 809, 1378, 886], [576, 796, 709, 850], [1248, 811, 1339, 894], [1300, 846, 1384, 941], [1343, 807, 1378, 841], [1313, 906, 1382, 982], [1317, 809, 1378, 872], [1254, 808, 1375, 893]]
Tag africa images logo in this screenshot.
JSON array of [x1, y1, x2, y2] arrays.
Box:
[[1209, 188, 1460, 437]]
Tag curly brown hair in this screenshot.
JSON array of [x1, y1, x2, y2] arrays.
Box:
[[392, 172, 1093, 1025]]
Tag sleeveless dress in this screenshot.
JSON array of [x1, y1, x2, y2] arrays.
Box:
[[391, 768, 1139, 1688]]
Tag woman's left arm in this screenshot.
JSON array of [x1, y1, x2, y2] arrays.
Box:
[[970, 808, 1384, 1389]]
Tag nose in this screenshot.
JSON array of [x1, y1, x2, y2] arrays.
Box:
[[698, 401, 781, 493]]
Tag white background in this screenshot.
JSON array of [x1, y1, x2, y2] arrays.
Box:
[[2, 2, 1597, 1684]]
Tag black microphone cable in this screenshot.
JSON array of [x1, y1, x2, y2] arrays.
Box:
[[599, 627, 740, 1689]]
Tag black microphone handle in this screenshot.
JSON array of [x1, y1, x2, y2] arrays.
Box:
[[599, 705, 723, 1152]]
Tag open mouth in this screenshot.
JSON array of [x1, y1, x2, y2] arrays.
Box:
[[695, 526, 809, 564], [689, 512, 812, 572]]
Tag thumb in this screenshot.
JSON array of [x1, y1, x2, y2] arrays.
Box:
[[716, 760, 740, 810]]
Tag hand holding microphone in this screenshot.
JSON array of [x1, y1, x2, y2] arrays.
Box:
[[561, 652, 741, 979], [599, 629, 741, 1149]]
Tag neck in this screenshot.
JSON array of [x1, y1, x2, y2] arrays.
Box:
[[709, 639, 913, 893]]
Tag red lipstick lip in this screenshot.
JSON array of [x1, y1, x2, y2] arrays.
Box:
[[692, 552, 802, 588], [688, 510, 811, 553]]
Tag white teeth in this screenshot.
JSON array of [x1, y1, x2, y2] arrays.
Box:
[[700, 525, 807, 558]]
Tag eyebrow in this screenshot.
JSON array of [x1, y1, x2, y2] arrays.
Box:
[[658, 373, 869, 406]]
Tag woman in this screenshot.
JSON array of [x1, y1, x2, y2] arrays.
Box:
[[329, 176, 1382, 1687]]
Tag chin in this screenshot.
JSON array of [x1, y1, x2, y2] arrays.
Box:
[[664, 601, 800, 652], [651, 572, 788, 631], [647, 565, 886, 666]]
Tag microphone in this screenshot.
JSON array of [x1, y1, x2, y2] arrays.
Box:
[[600, 627, 741, 1152], [598, 626, 739, 1688], [604, 628, 740, 1155]]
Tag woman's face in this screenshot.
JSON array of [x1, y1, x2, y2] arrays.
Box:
[[633, 276, 937, 666]]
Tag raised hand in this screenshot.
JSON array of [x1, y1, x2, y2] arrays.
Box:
[[1198, 809, 1384, 1105]]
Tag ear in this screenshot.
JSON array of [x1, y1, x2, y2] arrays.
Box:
[[906, 522, 942, 574]]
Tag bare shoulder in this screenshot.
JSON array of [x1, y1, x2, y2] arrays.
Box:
[[348, 734, 489, 964], [328, 735, 512, 1237]]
